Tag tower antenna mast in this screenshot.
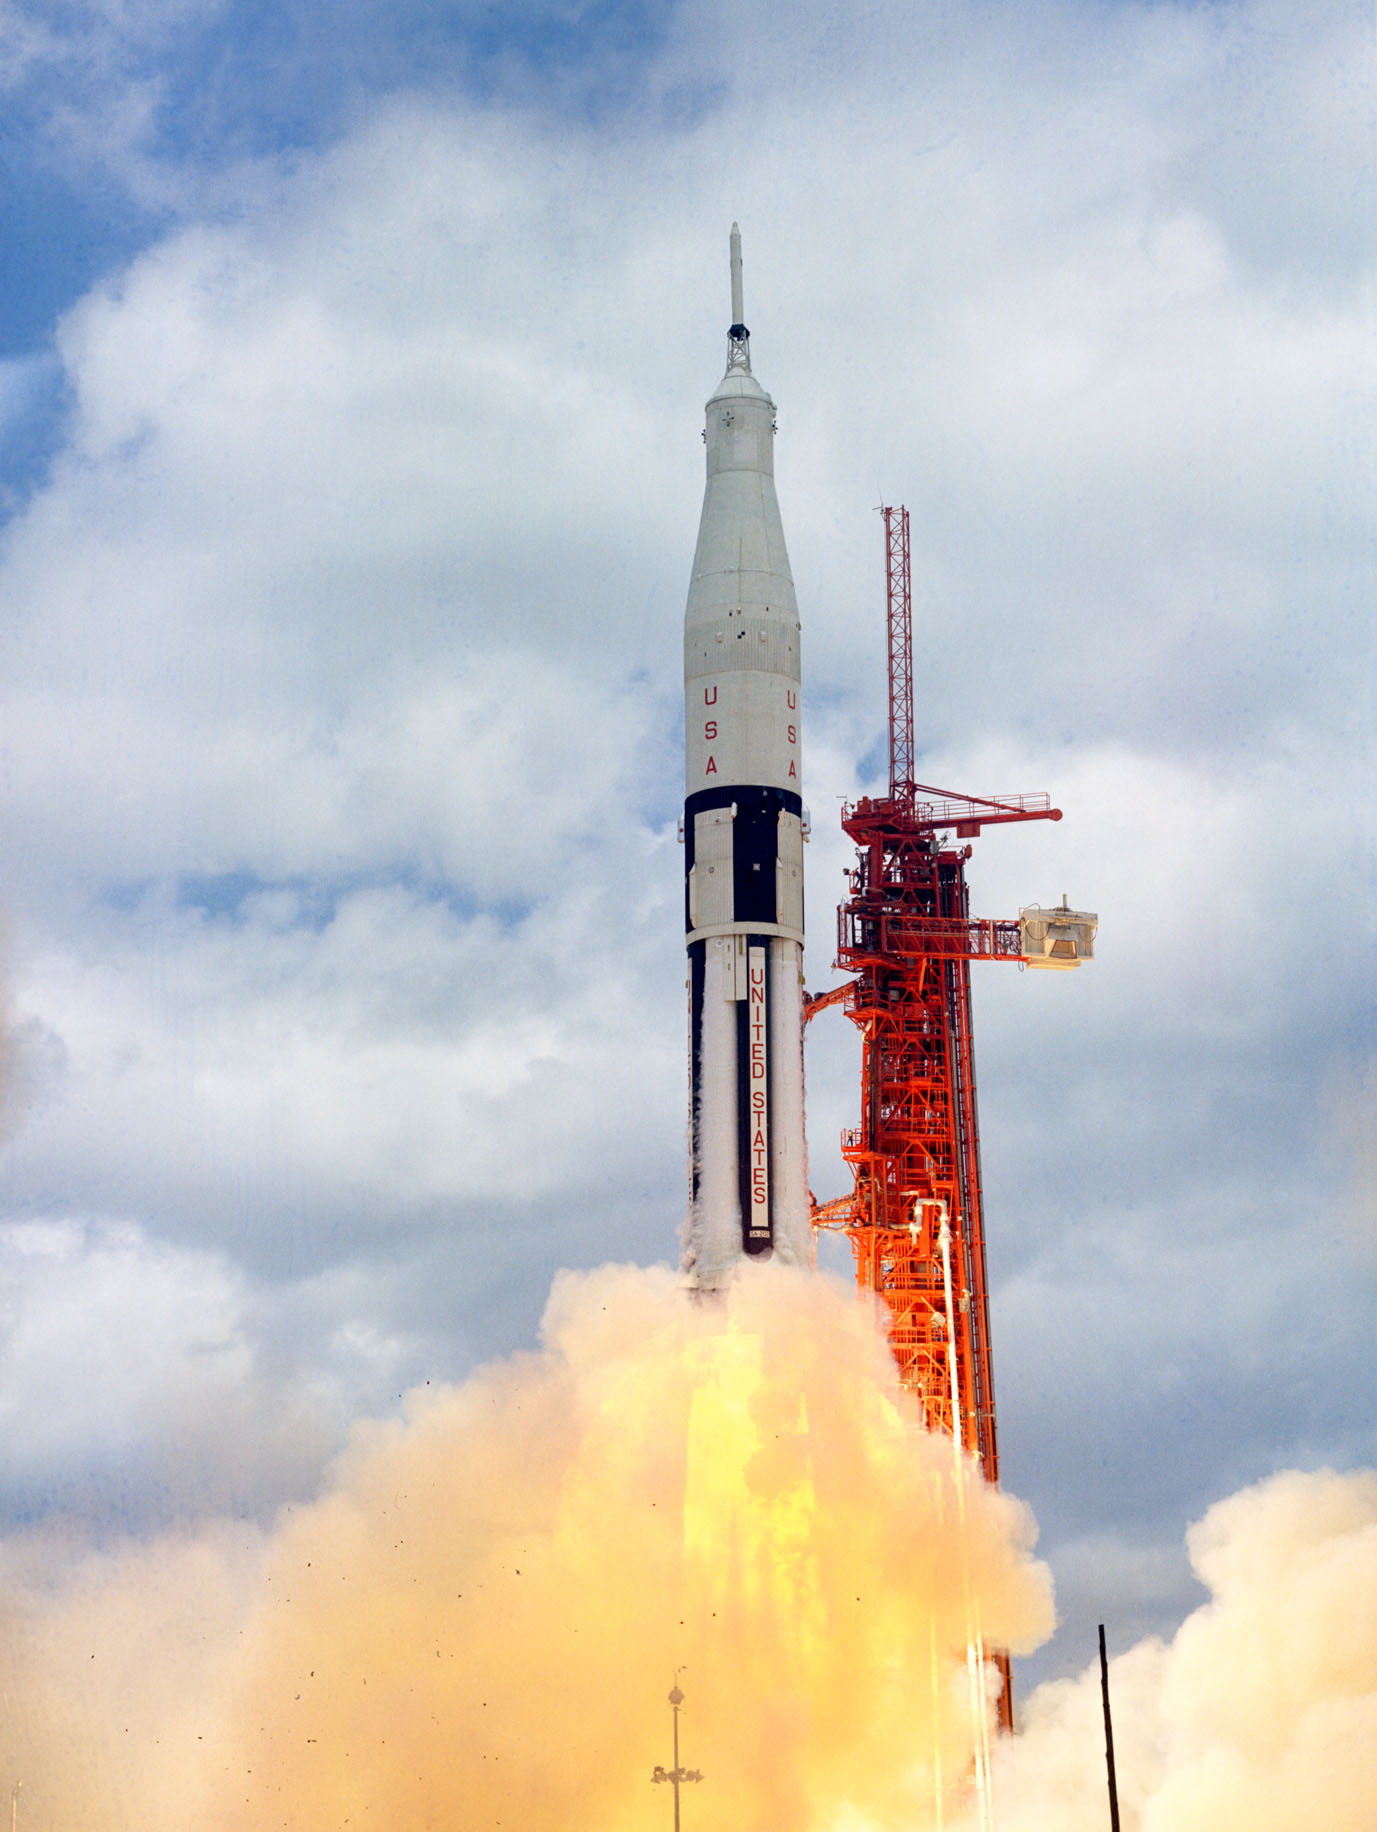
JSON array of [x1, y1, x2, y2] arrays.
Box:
[[885, 505, 915, 802]]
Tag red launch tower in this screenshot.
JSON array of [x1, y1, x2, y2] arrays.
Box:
[[808, 507, 1096, 1729]]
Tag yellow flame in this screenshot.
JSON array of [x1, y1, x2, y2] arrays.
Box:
[[683, 1323, 822, 1633]]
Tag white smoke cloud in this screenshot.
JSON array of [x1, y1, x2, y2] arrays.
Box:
[[0, 1219, 395, 1525], [2, 1266, 1372, 1830], [985, 1466, 1377, 1832], [0, 1264, 1055, 1831]]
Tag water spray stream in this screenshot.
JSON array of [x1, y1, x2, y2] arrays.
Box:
[[938, 1202, 994, 1832], [929, 1610, 945, 1830]]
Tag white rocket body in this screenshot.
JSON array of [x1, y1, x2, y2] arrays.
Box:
[[682, 226, 810, 1289]]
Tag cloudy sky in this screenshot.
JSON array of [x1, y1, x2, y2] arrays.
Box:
[[0, 0, 1372, 1702]]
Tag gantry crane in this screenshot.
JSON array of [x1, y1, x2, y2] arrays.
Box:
[[807, 506, 1096, 1732]]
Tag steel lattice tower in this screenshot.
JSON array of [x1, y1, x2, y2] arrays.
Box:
[[808, 507, 1096, 1733]]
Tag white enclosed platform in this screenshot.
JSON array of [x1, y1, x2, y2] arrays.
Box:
[[1019, 897, 1098, 970]]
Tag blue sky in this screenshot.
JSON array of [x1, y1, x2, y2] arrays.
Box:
[[1, 0, 675, 334], [0, 0, 1372, 1816], [1, 0, 683, 507]]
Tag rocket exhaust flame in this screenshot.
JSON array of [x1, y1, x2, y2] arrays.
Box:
[[2, 1268, 1374, 1831], [0, 1264, 1054, 1832]]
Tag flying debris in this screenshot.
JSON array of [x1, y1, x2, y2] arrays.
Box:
[[680, 225, 811, 1290]]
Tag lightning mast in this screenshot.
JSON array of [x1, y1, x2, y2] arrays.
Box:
[[808, 506, 1096, 1732]]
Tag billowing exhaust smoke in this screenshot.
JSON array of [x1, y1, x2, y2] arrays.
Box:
[[1, 1264, 1050, 1831], [969, 1465, 1377, 1832], [2, 1267, 1372, 1831]]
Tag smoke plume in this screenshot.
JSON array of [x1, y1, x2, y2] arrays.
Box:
[[4, 1264, 1373, 1830], [978, 1466, 1377, 1832], [1, 1262, 1050, 1831]]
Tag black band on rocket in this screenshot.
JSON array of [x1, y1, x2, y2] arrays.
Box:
[[683, 784, 803, 932]]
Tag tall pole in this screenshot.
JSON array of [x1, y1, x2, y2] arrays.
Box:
[[671, 1685, 682, 1832], [1098, 1625, 1121, 1832], [651, 1675, 702, 1826]]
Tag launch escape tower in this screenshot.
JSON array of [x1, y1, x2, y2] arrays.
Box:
[[807, 507, 1097, 1731]]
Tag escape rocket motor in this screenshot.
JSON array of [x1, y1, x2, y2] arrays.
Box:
[[680, 226, 811, 1288]]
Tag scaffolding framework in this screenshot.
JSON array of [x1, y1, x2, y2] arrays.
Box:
[[809, 507, 1075, 1735]]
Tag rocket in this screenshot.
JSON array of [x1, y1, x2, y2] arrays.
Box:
[[681, 225, 811, 1289]]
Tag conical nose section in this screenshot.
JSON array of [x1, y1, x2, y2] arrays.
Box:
[[685, 356, 798, 784]]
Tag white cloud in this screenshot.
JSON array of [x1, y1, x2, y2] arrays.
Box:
[[0, 0, 1370, 1689], [0, 1218, 367, 1522], [990, 1468, 1377, 1831]]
